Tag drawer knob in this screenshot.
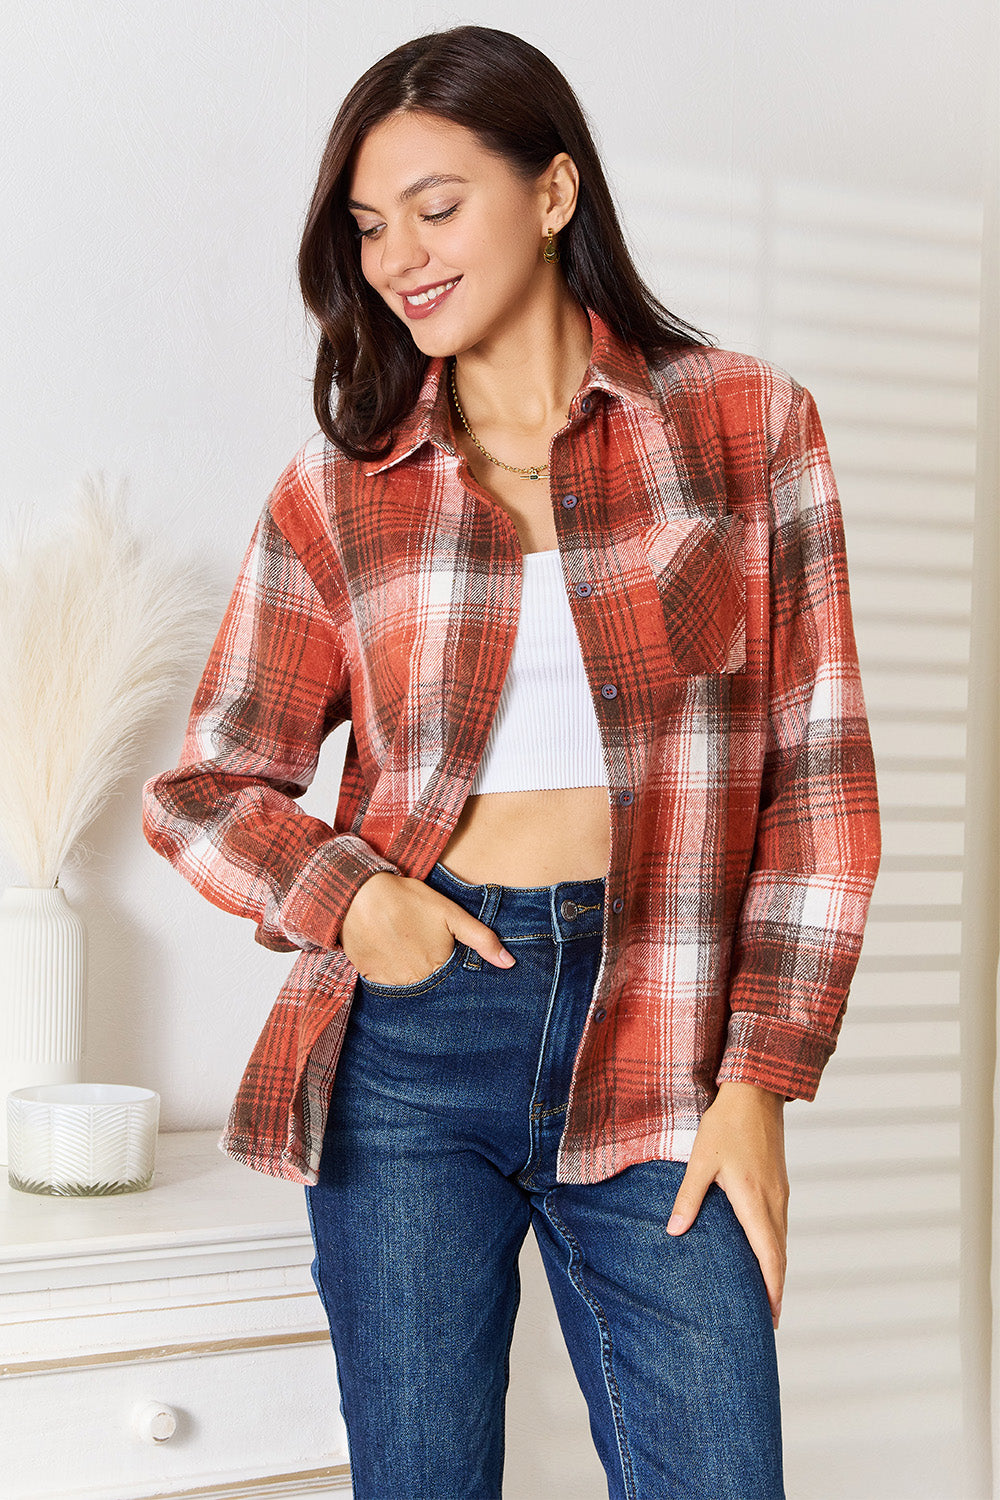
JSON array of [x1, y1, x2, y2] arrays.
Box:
[[133, 1402, 178, 1443]]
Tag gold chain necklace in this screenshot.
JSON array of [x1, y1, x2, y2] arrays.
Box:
[[449, 361, 549, 481]]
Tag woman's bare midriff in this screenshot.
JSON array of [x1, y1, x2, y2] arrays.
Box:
[[437, 416, 612, 888], [438, 786, 611, 887]]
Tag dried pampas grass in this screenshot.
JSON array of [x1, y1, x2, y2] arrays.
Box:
[[0, 476, 213, 886]]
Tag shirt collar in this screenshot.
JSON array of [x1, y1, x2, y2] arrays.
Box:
[[363, 308, 664, 476]]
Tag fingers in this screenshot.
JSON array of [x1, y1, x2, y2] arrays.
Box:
[[666, 1081, 789, 1329], [669, 1161, 787, 1328], [446, 906, 515, 969], [339, 875, 515, 976], [387, 879, 514, 969], [723, 1180, 787, 1329], [666, 1158, 714, 1236]]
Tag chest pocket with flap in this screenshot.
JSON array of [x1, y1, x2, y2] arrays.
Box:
[[641, 512, 747, 676]]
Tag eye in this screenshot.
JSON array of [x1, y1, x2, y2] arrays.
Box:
[[354, 222, 383, 241], [423, 204, 459, 223]]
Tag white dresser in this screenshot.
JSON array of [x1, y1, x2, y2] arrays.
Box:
[[0, 1131, 350, 1500]]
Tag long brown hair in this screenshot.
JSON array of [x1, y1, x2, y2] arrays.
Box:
[[298, 26, 710, 461]]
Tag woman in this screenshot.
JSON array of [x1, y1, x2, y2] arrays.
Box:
[[143, 24, 880, 1500]]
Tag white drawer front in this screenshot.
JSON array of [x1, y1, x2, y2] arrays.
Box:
[[2, 1336, 350, 1499]]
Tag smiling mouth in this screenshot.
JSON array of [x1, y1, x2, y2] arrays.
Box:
[[402, 278, 460, 307]]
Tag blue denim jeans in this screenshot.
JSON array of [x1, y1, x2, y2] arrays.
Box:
[[306, 861, 784, 1500]]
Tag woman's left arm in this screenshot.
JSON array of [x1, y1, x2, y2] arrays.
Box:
[[667, 382, 881, 1327]]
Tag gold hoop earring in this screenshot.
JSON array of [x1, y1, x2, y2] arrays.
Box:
[[542, 229, 560, 264]]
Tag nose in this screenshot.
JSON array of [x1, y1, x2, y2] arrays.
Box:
[[377, 221, 430, 280]]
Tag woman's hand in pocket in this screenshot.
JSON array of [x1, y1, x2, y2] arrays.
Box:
[[665, 1081, 788, 1329], [338, 872, 515, 987]]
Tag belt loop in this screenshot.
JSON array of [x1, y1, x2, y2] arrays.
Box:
[[464, 883, 502, 968]]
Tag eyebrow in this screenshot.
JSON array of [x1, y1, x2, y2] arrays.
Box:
[[347, 174, 469, 213]]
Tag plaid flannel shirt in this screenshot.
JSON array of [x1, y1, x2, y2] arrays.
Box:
[[143, 310, 880, 1185]]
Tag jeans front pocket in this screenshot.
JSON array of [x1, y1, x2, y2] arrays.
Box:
[[642, 512, 746, 675], [357, 940, 465, 997]]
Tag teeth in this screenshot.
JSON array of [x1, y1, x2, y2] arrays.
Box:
[[405, 279, 458, 306]]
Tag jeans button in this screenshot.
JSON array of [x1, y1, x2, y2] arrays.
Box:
[[559, 899, 579, 921]]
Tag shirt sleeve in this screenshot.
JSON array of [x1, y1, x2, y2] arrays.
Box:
[[716, 384, 881, 1100], [141, 461, 399, 955]]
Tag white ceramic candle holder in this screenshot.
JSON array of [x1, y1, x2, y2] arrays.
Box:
[[6, 1084, 160, 1195]]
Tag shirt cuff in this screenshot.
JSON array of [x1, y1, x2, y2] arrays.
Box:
[[277, 834, 401, 952], [716, 1010, 838, 1101]]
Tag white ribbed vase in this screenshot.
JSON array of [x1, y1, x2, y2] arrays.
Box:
[[0, 886, 87, 1164]]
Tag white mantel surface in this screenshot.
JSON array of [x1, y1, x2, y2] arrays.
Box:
[[0, 1128, 312, 1293]]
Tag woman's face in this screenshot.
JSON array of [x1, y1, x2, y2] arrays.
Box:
[[347, 111, 569, 359]]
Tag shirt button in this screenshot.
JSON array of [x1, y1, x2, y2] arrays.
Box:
[[617, 790, 634, 806], [559, 899, 579, 921], [612, 898, 624, 913], [600, 683, 618, 699], [575, 581, 592, 598], [562, 493, 578, 508], [581, 397, 593, 414], [593, 1007, 607, 1023]]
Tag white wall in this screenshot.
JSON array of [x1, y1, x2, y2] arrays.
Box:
[[2, 2, 996, 1496]]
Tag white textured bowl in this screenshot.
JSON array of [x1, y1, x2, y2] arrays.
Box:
[[6, 1084, 160, 1195]]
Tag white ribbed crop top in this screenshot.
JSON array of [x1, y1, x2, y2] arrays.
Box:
[[469, 549, 608, 795]]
